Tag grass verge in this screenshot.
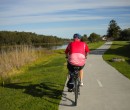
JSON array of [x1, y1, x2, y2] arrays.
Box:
[[88, 41, 105, 50], [103, 41, 130, 79], [0, 51, 67, 110]]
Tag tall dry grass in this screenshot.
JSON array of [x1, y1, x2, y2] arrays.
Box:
[[0, 45, 38, 84]]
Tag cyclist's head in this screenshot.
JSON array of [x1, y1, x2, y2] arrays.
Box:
[[73, 33, 82, 39]]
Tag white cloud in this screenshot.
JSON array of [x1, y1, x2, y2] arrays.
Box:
[[0, 13, 107, 25], [1, 0, 130, 17], [119, 14, 130, 17]]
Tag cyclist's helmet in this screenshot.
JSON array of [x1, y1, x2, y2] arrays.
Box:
[[73, 33, 82, 39]]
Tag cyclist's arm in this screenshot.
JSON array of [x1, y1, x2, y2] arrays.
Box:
[[65, 43, 71, 58], [65, 54, 68, 59], [65, 49, 69, 58], [85, 52, 89, 59], [85, 44, 90, 59]]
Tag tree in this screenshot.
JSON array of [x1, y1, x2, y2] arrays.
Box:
[[88, 33, 101, 42], [107, 20, 121, 40], [81, 34, 88, 42], [120, 28, 130, 41]]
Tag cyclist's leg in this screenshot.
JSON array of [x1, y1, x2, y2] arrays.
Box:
[[67, 62, 71, 78], [79, 69, 84, 86], [67, 62, 74, 76], [67, 62, 74, 92], [79, 69, 83, 82], [79, 65, 85, 86]]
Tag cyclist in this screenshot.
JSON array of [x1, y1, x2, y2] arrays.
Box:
[[65, 33, 90, 90]]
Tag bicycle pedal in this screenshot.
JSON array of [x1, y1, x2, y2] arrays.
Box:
[[68, 89, 73, 92]]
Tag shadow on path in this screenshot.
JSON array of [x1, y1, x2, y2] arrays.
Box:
[[89, 42, 112, 55], [59, 91, 76, 107]]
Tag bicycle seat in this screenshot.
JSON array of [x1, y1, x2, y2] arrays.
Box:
[[73, 66, 80, 71]]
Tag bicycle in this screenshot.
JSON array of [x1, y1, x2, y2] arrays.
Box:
[[69, 66, 80, 106]]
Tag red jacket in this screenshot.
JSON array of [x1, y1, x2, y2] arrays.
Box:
[[65, 40, 90, 66]]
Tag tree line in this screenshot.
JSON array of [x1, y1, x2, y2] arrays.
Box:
[[0, 31, 68, 45], [81, 19, 130, 42], [0, 19, 129, 45]]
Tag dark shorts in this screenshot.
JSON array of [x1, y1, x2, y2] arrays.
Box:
[[67, 62, 85, 73]]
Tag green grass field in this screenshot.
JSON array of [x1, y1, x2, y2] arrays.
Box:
[[103, 41, 130, 79], [0, 41, 105, 110], [0, 53, 67, 110]]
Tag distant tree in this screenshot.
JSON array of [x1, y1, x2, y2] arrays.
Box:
[[107, 20, 121, 40], [120, 28, 130, 41], [88, 33, 101, 42], [81, 34, 88, 42]]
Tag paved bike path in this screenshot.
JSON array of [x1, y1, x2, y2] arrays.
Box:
[[59, 42, 130, 110]]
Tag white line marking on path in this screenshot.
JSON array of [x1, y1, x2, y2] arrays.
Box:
[[97, 79, 103, 87]]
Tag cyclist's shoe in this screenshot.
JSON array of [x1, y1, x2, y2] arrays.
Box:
[[80, 82, 83, 86], [68, 88, 73, 92]]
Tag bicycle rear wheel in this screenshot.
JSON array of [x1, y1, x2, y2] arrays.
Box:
[[74, 78, 78, 106]]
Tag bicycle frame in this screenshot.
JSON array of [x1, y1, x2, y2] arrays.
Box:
[[69, 67, 80, 106]]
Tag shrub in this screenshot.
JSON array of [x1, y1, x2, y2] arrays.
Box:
[[0, 45, 38, 84]]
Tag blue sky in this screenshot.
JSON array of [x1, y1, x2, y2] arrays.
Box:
[[0, 0, 130, 38]]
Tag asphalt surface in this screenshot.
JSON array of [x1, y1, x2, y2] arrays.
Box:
[[59, 42, 130, 110]]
